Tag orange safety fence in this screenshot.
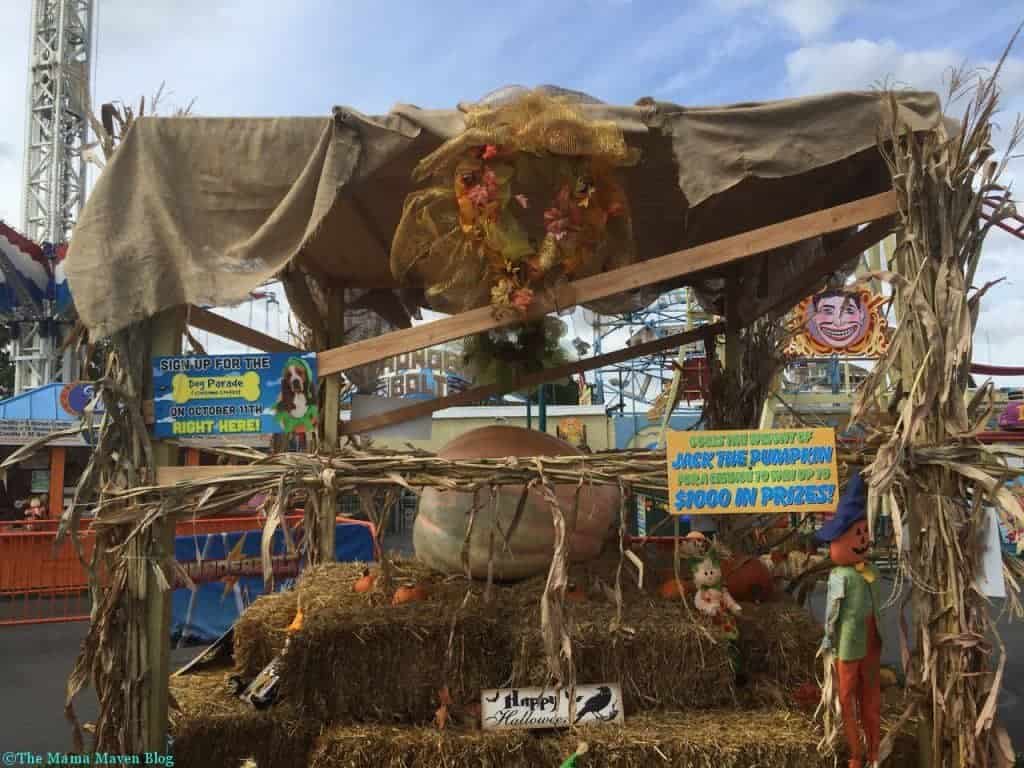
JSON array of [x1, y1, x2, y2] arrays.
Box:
[[0, 513, 376, 626], [0, 528, 96, 625]]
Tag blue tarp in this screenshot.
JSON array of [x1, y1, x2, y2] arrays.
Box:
[[171, 520, 375, 643]]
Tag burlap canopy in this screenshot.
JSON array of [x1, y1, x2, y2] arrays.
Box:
[[66, 88, 949, 341]]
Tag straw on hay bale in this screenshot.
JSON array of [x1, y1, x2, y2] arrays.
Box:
[[307, 711, 840, 768], [167, 673, 919, 768], [280, 563, 513, 724], [735, 602, 822, 691], [169, 667, 319, 767], [229, 558, 826, 725], [232, 588, 299, 677]]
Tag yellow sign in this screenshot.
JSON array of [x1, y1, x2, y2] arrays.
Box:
[[171, 371, 262, 403], [666, 427, 838, 515]]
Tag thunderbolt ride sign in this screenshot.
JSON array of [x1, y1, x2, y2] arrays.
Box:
[[151, 352, 319, 438], [666, 427, 839, 515]]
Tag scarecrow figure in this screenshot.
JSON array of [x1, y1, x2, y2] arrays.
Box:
[[817, 471, 883, 768]]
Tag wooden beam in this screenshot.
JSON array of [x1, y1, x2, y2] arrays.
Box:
[[318, 287, 344, 562], [318, 190, 898, 377], [144, 308, 183, 753], [187, 304, 300, 354], [156, 465, 263, 484], [48, 446, 66, 518], [724, 268, 742, 374], [341, 323, 722, 435]]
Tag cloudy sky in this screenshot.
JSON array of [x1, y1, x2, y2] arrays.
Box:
[[0, 1, 1021, 380]]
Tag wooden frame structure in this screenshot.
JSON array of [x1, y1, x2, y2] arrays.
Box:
[[127, 189, 899, 753]]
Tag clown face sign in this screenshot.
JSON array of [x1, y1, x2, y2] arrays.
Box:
[[808, 292, 868, 349], [787, 287, 889, 357]]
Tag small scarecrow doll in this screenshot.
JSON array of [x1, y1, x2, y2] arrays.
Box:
[[817, 472, 883, 768], [690, 546, 745, 683]]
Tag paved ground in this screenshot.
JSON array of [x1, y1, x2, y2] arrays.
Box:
[[2, 568, 1022, 756]]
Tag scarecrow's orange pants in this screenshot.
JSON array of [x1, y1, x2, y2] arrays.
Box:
[[835, 615, 881, 766]]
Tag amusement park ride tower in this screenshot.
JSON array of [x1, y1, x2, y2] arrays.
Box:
[[587, 288, 714, 410], [11, 0, 94, 393]]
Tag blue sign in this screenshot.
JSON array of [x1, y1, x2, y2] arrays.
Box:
[[151, 352, 318, 439]]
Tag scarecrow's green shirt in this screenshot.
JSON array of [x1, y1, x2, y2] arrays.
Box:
[[821, 563, 883, 662]]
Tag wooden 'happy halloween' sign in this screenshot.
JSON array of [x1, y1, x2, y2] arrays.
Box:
[[786, 287, 889, 357]]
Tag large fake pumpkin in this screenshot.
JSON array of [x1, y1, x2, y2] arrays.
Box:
[[414, 426, 619, 580]]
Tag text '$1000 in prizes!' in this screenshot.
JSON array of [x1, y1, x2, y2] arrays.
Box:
[[666, 428, 839, 515]]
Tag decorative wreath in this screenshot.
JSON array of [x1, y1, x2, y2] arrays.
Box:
[[391, 90, 639, 318], [461, 317, 569, 393]]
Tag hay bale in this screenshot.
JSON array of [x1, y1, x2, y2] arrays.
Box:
[[280, 560, 516, 724], [232, 559, 825, 724], [737, 601, 822, 689], [511, 597, 737, 714], [233, 588, 298, 676], [170, 667, 319, 767], [310, 723, 537, 767], [307, 710, 843, 768]]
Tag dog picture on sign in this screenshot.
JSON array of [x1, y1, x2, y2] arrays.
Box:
[[274, 357, 318, 435]]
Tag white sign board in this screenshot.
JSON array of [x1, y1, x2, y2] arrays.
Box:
[[481, 683, 624, 730], [0, 419, 90, 447], [976, 507, 1007, 599]]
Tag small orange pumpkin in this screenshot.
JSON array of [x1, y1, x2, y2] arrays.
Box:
[[392, 582, 429, 606], [353, 568, 376, 593], [566, 582, 586, 603], [658, 577, 692, 599]]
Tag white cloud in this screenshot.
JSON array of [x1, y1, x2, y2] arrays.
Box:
[[784, 39, 1024, 118], [785, 39, 961, 96], [715, 0, 855, 40], [0, 4, 30, 224]]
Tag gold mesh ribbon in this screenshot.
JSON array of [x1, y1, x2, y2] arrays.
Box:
[[413, 91, 637, 182]]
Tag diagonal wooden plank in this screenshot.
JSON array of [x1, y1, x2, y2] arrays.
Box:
[[340, 323, 721, 435], [756, 216, 895, 323], [318, 190, 897, 377], [187, 304, 300, 354]]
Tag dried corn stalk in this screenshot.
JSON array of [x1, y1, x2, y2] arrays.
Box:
[[849, 45, 1024, 768]]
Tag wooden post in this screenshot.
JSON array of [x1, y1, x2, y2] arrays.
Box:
[[143, 308, 184, 753], [318, 288, 344, 563], [185, 448, 200, 466], [48, 446, 66, 518], [724, 270, 742, 376], [538, 383, 547, 433]]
